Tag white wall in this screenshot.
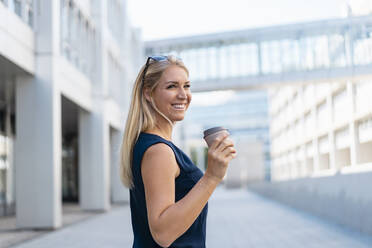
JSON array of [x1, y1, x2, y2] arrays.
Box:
[[249, 170, 372, 236]]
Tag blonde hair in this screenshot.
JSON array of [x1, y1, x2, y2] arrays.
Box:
[[120, 55, 189, 188]]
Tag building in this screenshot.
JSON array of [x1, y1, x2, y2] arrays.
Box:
[[268, 0, 372, 181], [0, 0, 142, 230], [269, 81, 372, 181], [261, 2, 372, 235], [181, 90, 270, 186]]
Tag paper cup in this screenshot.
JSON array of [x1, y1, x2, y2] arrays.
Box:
[[203, 127, 229, 147]]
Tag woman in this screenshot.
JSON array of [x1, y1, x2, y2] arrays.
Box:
[[120, 55, 237, 247]]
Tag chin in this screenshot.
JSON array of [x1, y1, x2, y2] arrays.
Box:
[[171, 115, 185, 122]]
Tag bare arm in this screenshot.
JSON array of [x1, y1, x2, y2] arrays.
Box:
[[142, 135, 236, 247]]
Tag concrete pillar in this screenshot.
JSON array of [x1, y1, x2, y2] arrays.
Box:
[[4, 79, 15, 213], [311, 102, 320, 172], [16, 75, 62, 229], [78, 0, 110, 211], [344, 29, 354, 66], [110, 128, 129, 203], [313, 138, 321, 172], [327, 93, 338, 171], [79, 107, 110, 210], [257, 42, 262, 75], [348, 82, 360, 166], [350, 122, 360, 166], [15, 0, 62, 229]]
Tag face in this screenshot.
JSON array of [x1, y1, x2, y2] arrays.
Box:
[[145, 65, 192, 123]]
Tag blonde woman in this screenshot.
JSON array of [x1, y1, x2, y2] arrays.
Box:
[[121, 55, 237, 248]]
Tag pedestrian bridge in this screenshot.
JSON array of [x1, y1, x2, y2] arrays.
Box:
[[145, 15, 372, 92]]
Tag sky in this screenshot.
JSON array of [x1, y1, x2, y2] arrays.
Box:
[[126, 0, 350, 106], [127, 0, 349, 41]]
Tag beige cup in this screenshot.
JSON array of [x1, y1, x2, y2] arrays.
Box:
[[203, 127, 229, 147]]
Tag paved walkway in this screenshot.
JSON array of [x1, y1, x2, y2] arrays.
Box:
[[10, 188, 372, 248]]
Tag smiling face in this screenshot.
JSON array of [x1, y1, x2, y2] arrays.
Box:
[[145, 65, 192, 124]]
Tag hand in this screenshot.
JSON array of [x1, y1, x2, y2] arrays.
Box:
[[204, 133, 237, 183]]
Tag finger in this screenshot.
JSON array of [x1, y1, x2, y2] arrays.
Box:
[[210, 133, 229, 151], [222, 147, 236, 157], [215, 136, 233, 152], [227, 151, 237, 160], [219, 139, 234, 153]]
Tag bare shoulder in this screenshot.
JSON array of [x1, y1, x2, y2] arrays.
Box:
[[144, 142, 174, 158], [142, 143, 180, 176]]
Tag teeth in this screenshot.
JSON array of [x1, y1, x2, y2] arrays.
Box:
[[172, 104, 185, 109]]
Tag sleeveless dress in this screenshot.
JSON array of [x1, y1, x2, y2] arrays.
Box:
[[130, 132, 208, 248]]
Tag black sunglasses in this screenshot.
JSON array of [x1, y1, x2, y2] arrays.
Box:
[[142, 55, 168, 85]]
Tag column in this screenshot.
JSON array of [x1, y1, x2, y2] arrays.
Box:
[[312, 104, 320, 172], [344, 29, 354, 66], [216, 44, 222, 79], [79, 107, 110, 210], [257, 42, 262, 75], [348, 82, 360, 166], [5, 79, 14, 214], [350, 121, 360, 166], [15, 0, 62, 229], [78, 0, 110, 211], [110, 128, 129, 203], [327, 93, 337, 171]]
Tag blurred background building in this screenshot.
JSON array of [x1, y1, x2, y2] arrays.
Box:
[[0, 0, 142, 230], [180, 90, 270, 186]]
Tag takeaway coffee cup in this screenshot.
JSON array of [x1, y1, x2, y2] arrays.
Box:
[[203, 127, 229, 147]]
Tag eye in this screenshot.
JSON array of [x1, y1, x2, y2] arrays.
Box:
[[166, 84, 176, 89], [184, 84, 191, 88]]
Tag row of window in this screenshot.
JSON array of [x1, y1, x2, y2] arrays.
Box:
[[270, 82, 372, 136], [272, 116, 372, 157], [60, 0, 96, 79], [1, 0, 33, 27], [154, 29, 372, 81], [272, 136, 372, 180]]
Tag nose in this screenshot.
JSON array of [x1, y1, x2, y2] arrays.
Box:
[[177, 87, 187, 99]]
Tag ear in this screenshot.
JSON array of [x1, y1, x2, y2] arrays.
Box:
[[143, 87, 151, 102]]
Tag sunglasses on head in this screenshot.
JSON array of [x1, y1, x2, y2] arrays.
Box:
[[142, 55, 168, 85]]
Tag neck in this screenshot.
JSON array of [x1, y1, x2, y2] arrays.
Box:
[[146, 117, 174, 141]]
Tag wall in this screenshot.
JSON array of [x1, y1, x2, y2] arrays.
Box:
[[249, 170, 372, 235]]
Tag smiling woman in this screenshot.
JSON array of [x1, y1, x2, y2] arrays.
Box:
[[143, 65, 192, 125], [120, 55, 237, 247]]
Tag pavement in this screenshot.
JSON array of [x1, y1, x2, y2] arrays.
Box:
[[4, 187, 372, 248], [0, 203, 106, 248]]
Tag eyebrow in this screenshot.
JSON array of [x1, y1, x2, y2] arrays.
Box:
[[165, 81, 191, 85]]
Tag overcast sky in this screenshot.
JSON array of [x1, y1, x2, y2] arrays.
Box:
[[127, 0, 348, 41]]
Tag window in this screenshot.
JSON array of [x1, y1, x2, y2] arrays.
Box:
[[14, 0, 22, 17]]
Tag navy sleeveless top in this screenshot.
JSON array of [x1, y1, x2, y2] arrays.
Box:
[[130, 132, 208, 248]]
